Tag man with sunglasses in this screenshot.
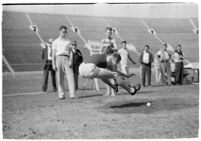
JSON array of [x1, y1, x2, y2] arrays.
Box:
[[52, 25, 76, 99], [79, 52, 141, 96]]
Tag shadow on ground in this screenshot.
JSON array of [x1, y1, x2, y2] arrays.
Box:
[[98, 97, 198, 114]]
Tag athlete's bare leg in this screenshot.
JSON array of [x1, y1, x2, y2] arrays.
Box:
[[101, 76, 141, 95]]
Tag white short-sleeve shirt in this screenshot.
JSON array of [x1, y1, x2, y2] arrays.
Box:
[[52, 37, 71, 56], [157, 49, 169, 60], [118, 48, 128, 66]]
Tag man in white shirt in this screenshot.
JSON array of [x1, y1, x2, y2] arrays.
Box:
[[139, 45, 154, 87], [156, 44, 172, 86], [52, 25, 76, 99], [118, 41, 136, 74]]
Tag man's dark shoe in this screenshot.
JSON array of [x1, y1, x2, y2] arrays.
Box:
[[42, 88, 47, 92], [53, 88, 57, 92]]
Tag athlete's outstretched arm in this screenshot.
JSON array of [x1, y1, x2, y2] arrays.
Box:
[[128, 53, 136, 64]]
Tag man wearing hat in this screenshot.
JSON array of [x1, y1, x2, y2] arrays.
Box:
[[41, 38, 57, 92], [70, 40, 83, 90]]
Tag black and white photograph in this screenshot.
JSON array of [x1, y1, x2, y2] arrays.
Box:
[[1, 1, 199, 139]]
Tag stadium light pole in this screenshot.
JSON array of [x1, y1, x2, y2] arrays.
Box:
[[102, 18, 141, 78], [102, 18, 140, 56], [188, 18, 198, 30], [140, 19, 191, 65], [188, 18, 199, 34], [25, 14, 45, 44], [65, 16, 88, 45]]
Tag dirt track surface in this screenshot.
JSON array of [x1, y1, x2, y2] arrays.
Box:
[[2, 74, 199, 139]]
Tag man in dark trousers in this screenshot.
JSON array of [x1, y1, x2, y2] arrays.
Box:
[[41, 38, 57, 92], [139, 45, 154, 87], [173, 44, 185, 85], [70, 40, 83, 90]]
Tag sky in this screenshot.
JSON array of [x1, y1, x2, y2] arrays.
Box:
[[2, 3, 198, 18]]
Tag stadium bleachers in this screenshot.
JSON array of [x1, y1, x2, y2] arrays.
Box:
[[29, 13, 91, 63], [2, 11, 199, 72]]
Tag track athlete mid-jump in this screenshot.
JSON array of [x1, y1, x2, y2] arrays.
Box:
[[79, 52, 141, 95]]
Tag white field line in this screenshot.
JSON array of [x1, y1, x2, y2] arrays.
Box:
[[3, 92, 46, 97]]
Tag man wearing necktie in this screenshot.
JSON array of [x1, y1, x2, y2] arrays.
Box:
[[41, 38, 57, 92], [139, 45, 154, 87], [70, 41, 83, 90], [156, 44, 172, 86]]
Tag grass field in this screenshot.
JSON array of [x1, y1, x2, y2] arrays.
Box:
[[2, 70, 199, 139]]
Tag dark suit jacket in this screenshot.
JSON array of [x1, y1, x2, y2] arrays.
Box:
[[42, 46, 48, 61], [139, 51, 154, 66], [71, 48, 83, 65], [41, 44, 53, 70]]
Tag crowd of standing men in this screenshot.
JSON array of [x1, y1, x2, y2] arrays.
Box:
[[40, 25, 185, 100]]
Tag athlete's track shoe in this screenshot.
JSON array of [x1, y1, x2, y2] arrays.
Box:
[[114, 84, 119, 92], [131, 83, 141, 95]]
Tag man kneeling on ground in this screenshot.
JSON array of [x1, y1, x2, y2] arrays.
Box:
[[79, 52, 141, 95]]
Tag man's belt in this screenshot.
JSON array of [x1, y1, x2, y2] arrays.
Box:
[[58, 54, 69, 57], [161, 59, 169, 63]]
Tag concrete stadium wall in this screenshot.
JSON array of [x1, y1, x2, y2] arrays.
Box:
[[3, 3, 198, 18]]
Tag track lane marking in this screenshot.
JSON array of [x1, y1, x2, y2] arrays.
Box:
[[3, 92, 46, 97]]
